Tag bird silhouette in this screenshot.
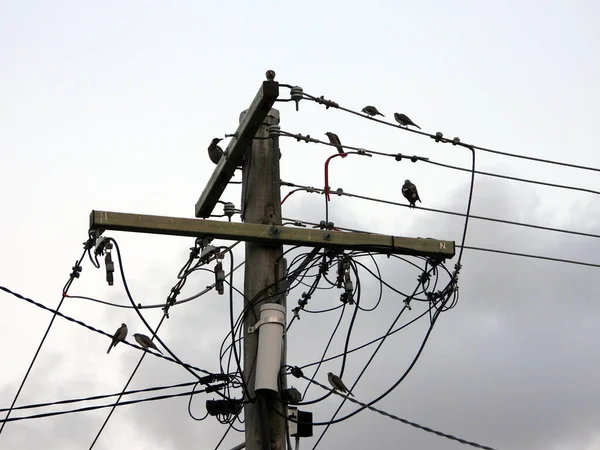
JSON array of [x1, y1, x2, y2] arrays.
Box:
[[324, 132, 345, 156], [402, 179, 421, 208], [327, 372, 354, 397], [361, 105, 384, 117], [394, 113, 421, 130], [107, 323, 127, 354], [133, 333, 163, 354], [208, 138, 224, 165]]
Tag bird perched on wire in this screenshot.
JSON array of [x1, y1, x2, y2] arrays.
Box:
[[327, 372, 354, 397], [402, 179, 421, 207], [133, 333, 163, 354], [324, 132, 346, 156], [361, 105, 384, 118], [107, 323, 127, 354], [394, 113, 421, 130], [208, 138, 224, 165]]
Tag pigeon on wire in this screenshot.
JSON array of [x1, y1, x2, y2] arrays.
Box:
[[327, 372, 354, 397], [324, 132, 346, 156], [394, 112, 421, 130], [107, 323, 127, 354], [133, 333, 163, 354], [361, 105, 385, 118], [208, 138, 224, 165], [402, 179, 421, 207]]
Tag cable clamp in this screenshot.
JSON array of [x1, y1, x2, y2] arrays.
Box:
[[248, 316, 285, 334]]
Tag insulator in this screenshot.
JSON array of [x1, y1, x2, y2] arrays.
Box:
[[268, 125, 280, 138], [290, 86, 304, 111], [223, 202, 236, 218]]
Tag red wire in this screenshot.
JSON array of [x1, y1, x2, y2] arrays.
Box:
[[324, 153, 348, 201], [281, 188, 306, 205]]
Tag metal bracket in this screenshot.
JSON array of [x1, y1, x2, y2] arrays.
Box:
[[248, 315, 285, 334]]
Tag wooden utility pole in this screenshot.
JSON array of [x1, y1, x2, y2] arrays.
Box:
[[88, 71, 456, 450], [241, 108, 286, 450]]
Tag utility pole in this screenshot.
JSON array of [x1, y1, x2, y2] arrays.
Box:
[[88, 70, 456, 450], [241, 107, 286, 450]]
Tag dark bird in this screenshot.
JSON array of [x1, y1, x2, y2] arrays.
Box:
[[327, 372, 354, 397], [208, 138, 224, 165], [394, 113, 421, 130], [133, 333, 163, 354], [107, 323, 127, 354], [325, 132, 345, 156], [361, 105, 384, 117], [402, 179, 421, 208], [265, 70, 276, 81]]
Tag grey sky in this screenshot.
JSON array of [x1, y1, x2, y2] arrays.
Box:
[[1, 1, 600, 449]]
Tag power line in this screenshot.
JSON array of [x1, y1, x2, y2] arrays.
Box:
[[89, 316, 166, 449], [0, 285, 215, 374], [458, 245, 600, 268], [0, 237, 93, 436], [89, 237, 239, 449], [424, 159, 600, 196], [303, 376, 497, 450], [288, 87, 600, 174], [280, 215, 600, 269], [64, 258, 246, 310], [280, 181, 600, 241], [0, 381, 197, 413], [0, 386, 212, 424], [278, 129, 600, 197], [109, 238, 220, 382]]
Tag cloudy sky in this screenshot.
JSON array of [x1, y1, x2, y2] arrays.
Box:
[[1, 1, 600, 449]]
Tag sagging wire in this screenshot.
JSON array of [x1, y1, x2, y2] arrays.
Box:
[[298, 376, 497, 450], [0, 234, 94, 436], [105, 237, 234, 394], [278, 128, 429, 163], [285, 85, 600, 174]]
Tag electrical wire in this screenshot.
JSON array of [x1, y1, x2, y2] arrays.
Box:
[[310, 283, 416, 446], [89, 236, 240, 448], [0, 381, 197, 413], [0, 385, 212, 424], [213, 420, 236, 450], [424, 158, 600, 196], [281, 215, 600, 268], [88, 316, 166, 449], [109, 238, 227, 385], [296, 88, 600, 174], [303, 377, 496, 450], [0, 285, 214, 374], [277, 128, 600, 197], [312, 136, 475, 447], [458, 245, 600, 268], [188, 382, 209, 421], [281, 181, 600, 241], [298, 303, 346, 406], [0, 237, 93, 436], [65, 242, 245, 310], [299, 302, 436, 370]]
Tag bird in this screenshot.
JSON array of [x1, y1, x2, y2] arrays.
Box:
[[394, 112, 421, 130], [208, 138, 224, 165], [133, 333, 163, 354], [361, 105, 384, 117], [265, 70, 276, 81], [402, 179, 421, 207], [327, 372, 354, 397], [324, 132, 345, 156], [107, 323, 127, 354]]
